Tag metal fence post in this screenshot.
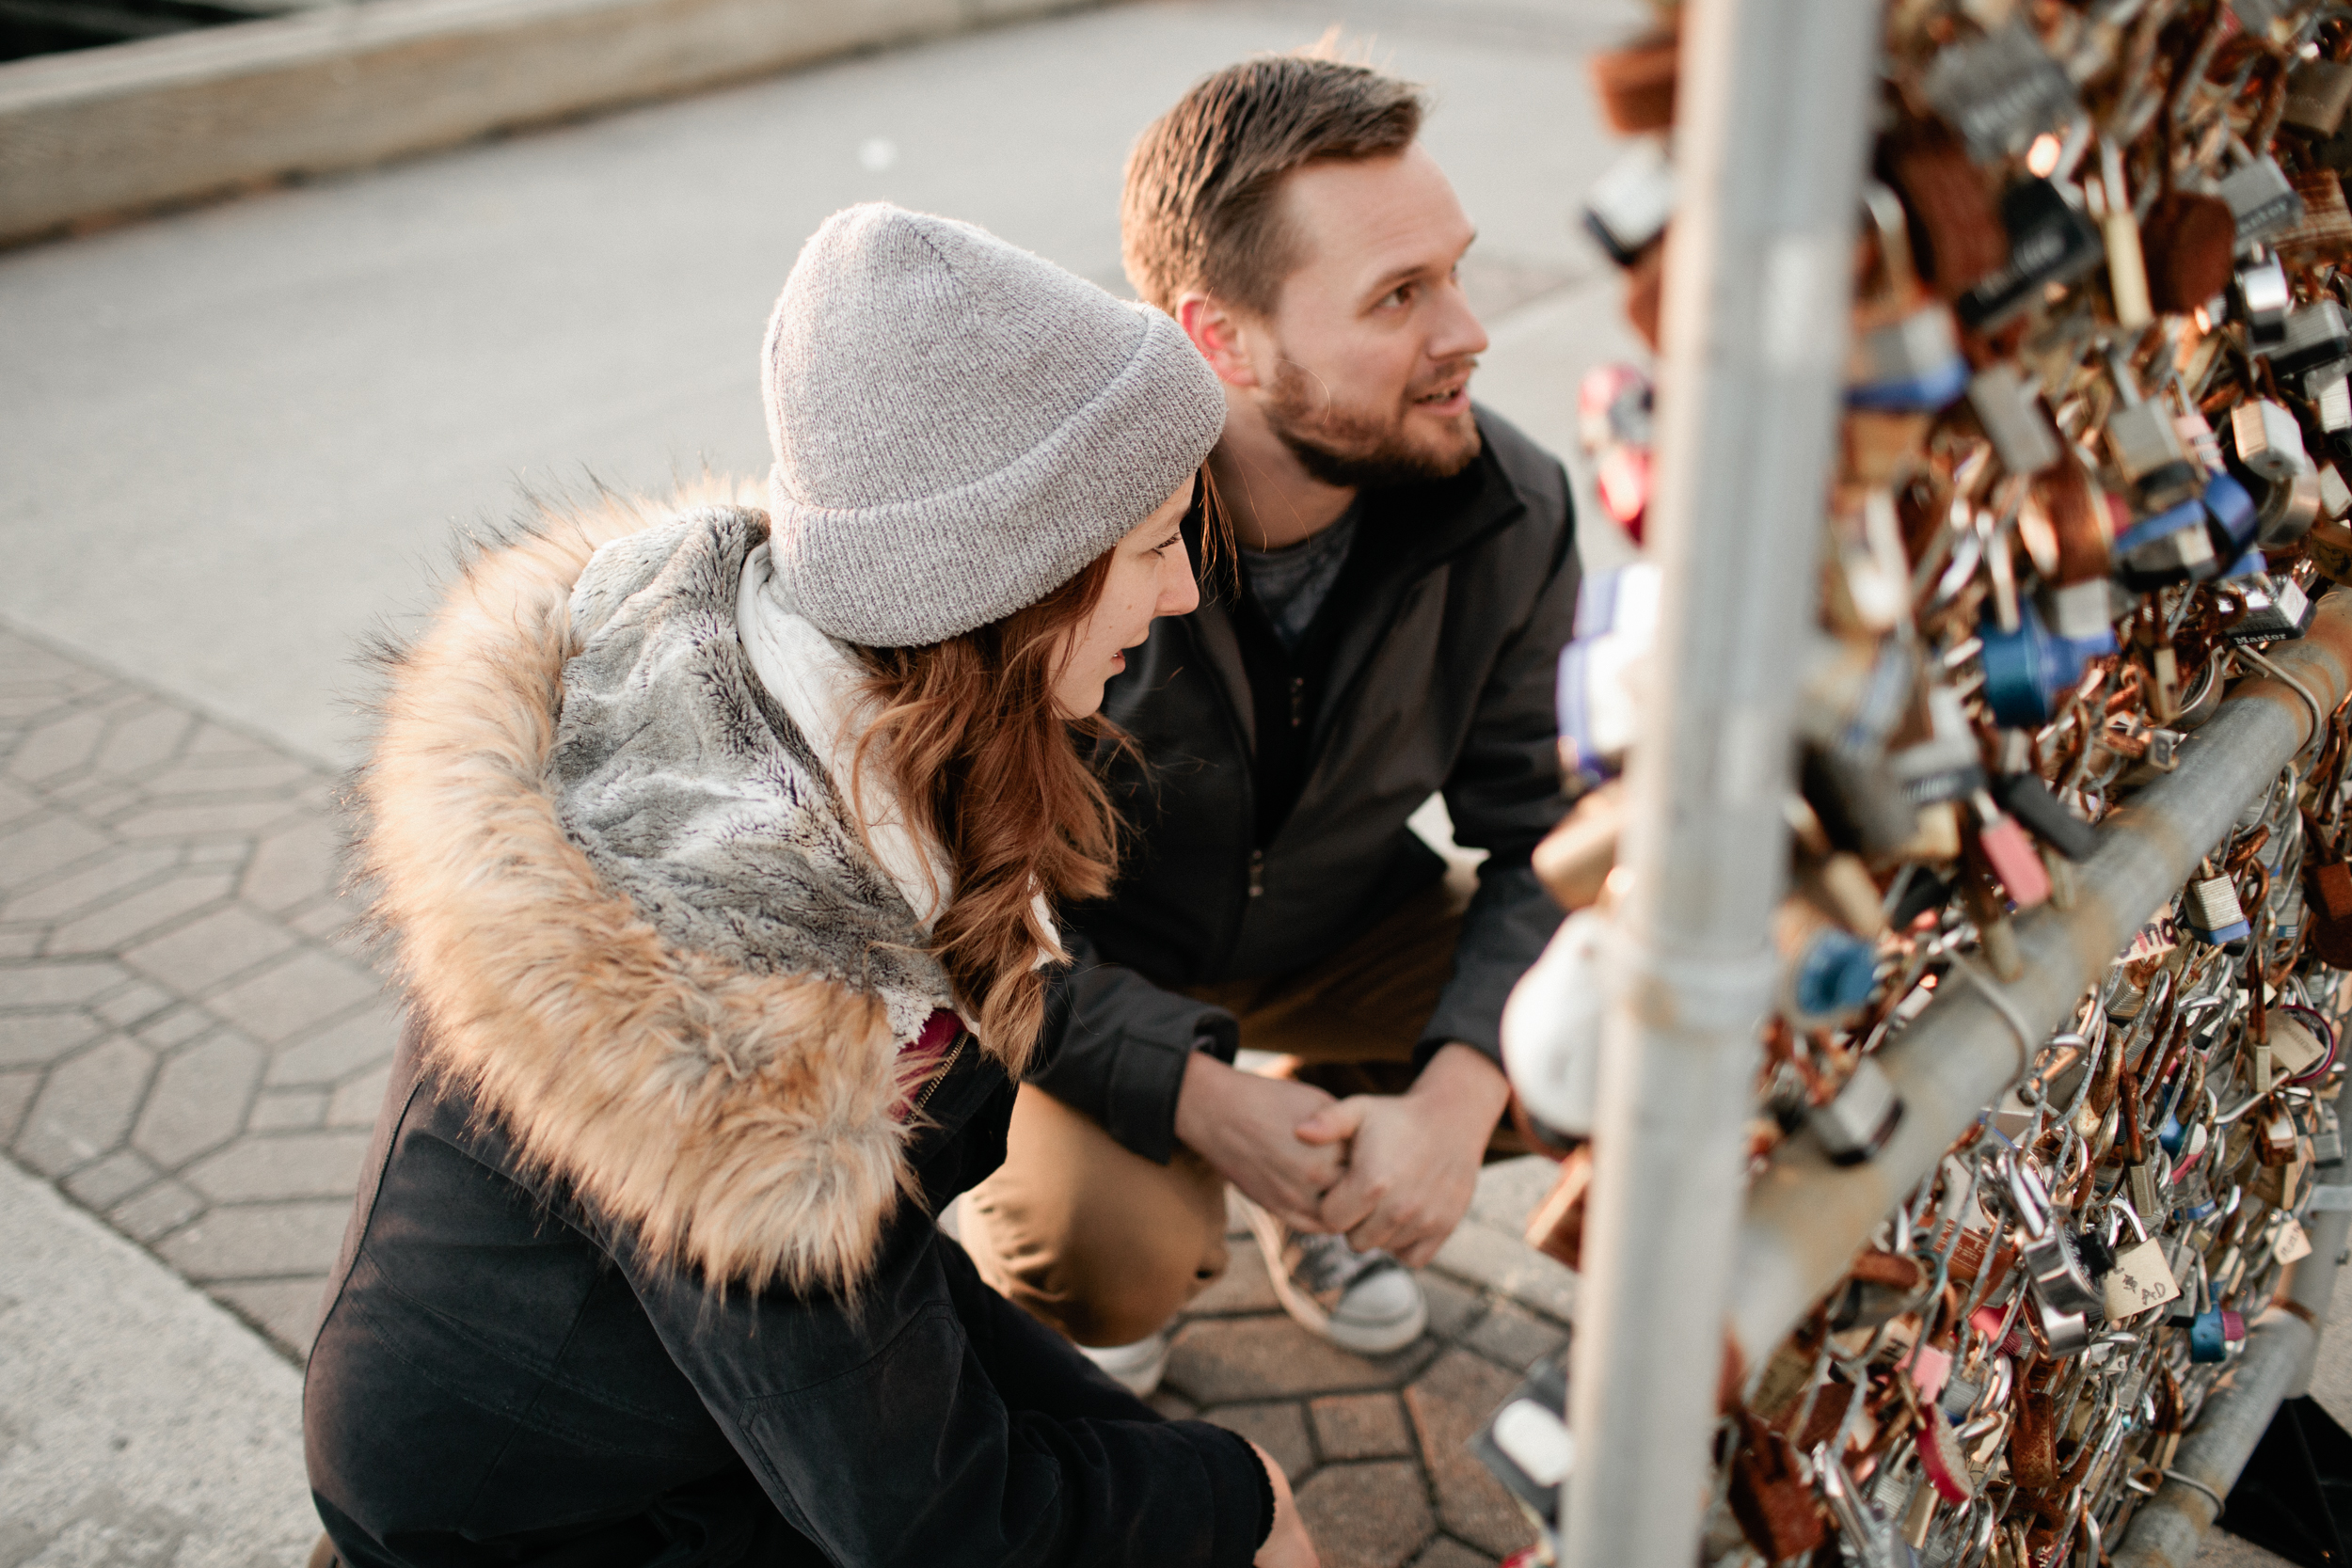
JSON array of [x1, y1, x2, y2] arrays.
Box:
[[1556, 0, 1880, 1560]]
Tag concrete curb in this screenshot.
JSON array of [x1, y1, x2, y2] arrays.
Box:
[[0, 0, 1093, 247]]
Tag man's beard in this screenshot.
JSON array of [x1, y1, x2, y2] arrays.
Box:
[[1264, 355, 1484, 492]]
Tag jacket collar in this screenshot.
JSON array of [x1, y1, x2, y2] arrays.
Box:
[[358, 479, 940, 1295]]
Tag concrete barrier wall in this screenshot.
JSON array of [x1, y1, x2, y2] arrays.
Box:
[[0, 0, 1089, 245]]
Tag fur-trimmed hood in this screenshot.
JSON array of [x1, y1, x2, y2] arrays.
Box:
[[359, 480, 964, 1294]]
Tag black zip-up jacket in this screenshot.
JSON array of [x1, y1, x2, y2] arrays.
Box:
[[1031, 407, 1581, 1161]]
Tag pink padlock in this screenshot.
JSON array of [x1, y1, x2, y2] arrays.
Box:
[[1974, 793, 2052, 909]]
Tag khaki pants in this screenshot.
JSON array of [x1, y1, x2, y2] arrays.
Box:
[[959, 879, 1466, 1347]]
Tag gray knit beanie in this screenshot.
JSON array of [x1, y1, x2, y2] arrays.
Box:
[[760, 204, 1227, 647]]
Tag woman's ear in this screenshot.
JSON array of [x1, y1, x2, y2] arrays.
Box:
[[1176, 294, 1263, 390]]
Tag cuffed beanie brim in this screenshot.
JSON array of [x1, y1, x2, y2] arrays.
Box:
[[761, 204, 1227, 647]]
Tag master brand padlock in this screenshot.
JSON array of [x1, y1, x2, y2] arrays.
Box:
[[2222, 573, 2316, 642], [1920, 20, 2078, 162], [1848, 184, 1970, 412]]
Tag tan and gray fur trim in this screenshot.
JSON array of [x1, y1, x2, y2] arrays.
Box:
[[358, 478, 935, 1294]]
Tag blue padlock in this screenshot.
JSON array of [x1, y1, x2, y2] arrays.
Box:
[[1979, 601, 2084, 728], [2187, 1306, 2245, 1363], [2114, 495, 2221, 592], [1791, 927, 1880, 1020], [2202, 472, 2261, 561]]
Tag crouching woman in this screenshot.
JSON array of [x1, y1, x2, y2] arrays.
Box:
[[302, 205, 1316, 1568]]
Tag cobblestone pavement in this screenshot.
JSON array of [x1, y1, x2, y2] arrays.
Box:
[[0, 616, 1581, 1567]]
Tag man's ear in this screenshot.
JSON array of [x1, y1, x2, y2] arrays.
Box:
[[1176, 293, 1263, 390]]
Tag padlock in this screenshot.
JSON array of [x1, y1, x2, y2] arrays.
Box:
[[2141, 190, 2239, 314], [2222, 573, 2316, 642], [2256, 468, 2324, 546], [2322, 464, 2352, 519], [1812, 1054, 1903, 1166], [1881, 120, 2009, 297], [2202, 469, 2263, 560], [2186, 1306, 2245, 1363], [2286, 56, 2352, 137], [2111, 495, 2217, 591], [1978, 601, 2091, 731], [2308, 514, 2352, 584], [2119, 1071, 2166, 1225], [1972, 789, 2053, 908], [1956, 178, 2105, 331], [2180, 404, 2228, 474], [2269, 298, 2352, 378], [1966, 364, 2059, 477], [2230, 400, 2311, 485], [2104, 353, 2202, 513], [1990, 772, 2099, 861], [1888, 686, 1988, 806], [2221, 157, 2307, 247], [1774, 896, 1881, 1029], [1582, 136, 1674, 266], [2182, 873, 2252, 945], [2312, 366, 2352, 444], [1725, 1416, 1827, 1560], [2037, 578, 2118, 645], [2233, 246, 2293, 346], [1849, 184, 1970, 412], [1920, 20, 2079, 163]]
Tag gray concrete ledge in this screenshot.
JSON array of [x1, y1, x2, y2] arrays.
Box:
[[0, 0, 1094, 246]]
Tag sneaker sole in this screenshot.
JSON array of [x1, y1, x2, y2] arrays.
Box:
[[1239, 1196, 1428, 1355]]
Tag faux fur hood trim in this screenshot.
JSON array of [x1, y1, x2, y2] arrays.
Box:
[[359, 478, 930, 1294]]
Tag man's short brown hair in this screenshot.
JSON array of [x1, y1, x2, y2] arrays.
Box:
[[1121, 52, 1425, 317]]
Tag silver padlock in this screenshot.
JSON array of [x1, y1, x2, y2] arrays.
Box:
[[2106, 354, 2201, 512], [2287, 57, 2352, 138], [1889, 686, 1987, 805], [1921, 20, 2079, 162], [2323, 465, 2352, 521], [2221, 157, 2307, 246], [2039, 578, 2118, 641], [2271, 298, 2352, 377], [2183, 874, 2252, 944], [2232, 400, 2312, 484], [1968, 364, 2061, 477], [2235, 247, 2293, 345], [2224, 574, 2316, 642], [2258, 469, 2324, 547], [1812, 1055, 1903, 1166], [2314, 369, 2352, 437]]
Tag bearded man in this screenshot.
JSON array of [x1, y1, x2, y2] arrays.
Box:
[[958, 50, 1583, 1392]]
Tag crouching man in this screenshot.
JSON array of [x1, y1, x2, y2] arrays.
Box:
[[959, 50, 1582, 1391]]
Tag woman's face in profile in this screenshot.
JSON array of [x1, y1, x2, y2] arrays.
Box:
[[1050, 479, 1200, 719]]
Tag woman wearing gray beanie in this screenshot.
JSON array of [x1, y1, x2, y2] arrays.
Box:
[[301, 204, 1317, 1568]]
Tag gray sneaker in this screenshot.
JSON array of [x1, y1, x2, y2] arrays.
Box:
[[1237, 1194, 1428, 1354]]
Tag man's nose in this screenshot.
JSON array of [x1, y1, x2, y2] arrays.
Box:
[[1429, 275, 1489, 362]]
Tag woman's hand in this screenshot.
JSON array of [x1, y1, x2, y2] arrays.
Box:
[[1248, 1441, 1321, 1568]]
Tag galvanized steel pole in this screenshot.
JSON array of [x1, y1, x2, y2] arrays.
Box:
[[1556, 0, 1879, 1560]]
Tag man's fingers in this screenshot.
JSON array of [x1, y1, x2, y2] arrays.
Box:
[[1293, 1096, 1369, 1147], [1317, 1169, 1382, 1235]]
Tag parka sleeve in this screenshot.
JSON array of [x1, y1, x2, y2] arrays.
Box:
[[619, 1222, 1272, 1568]]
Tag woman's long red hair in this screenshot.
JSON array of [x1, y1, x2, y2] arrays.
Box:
[[850, 475, 1220, 1071]]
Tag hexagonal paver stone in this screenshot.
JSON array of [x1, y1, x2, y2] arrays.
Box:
[[0, 958, 132, 1007], [213, 1276, 331, 1357], [1293, 1461, 1435, 1568], [13, 1034, 153, 1175], [1167, 1317, 1429, 1405], [0, 815, 111, 891], [121, 906, 295, 993], [0, 1067, 39, 1144], [1430, 1219, 1577, 1324], [155, 1197, 352, 1281], [1, 845, 178, 923], [1465, 1303, 1566, 1373], [91, 702, 197, 779], [133, 1030, 265, 1167], [1404, 1351, 1538, 1560], [8, 709, 105, 782], [1202, 1401, 1313, 1483], [204, 948, 378, 1044], [266, 1003, 398, 1087], [183, 1128, 370, 1203], [1411, 1537, 1500, 1568], [0, 1009, 102, 1069], [47, 870, 238, 955], [240, 818, 342, 913], [1311, 1392, 1416, 1461]]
